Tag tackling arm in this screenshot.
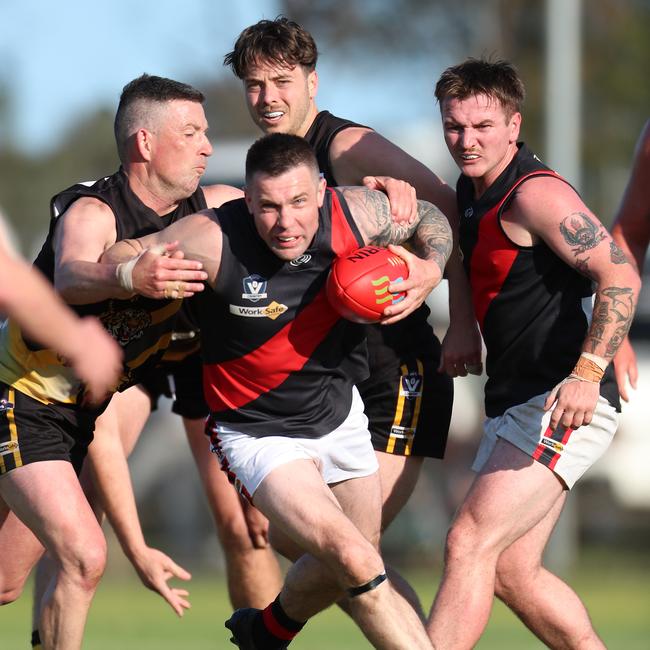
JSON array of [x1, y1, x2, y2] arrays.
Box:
[[342, 187, 452, 321]]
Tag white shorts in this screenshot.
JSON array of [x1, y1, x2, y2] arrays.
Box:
[[472, 393, 618, 489], [209, 387, 379, 499]]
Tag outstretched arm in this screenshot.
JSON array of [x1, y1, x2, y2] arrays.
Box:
[[609, 119, 650, 400], [341, 187, 452, 322], [100, 210, 223, 296], [0, 224, 122, 403]]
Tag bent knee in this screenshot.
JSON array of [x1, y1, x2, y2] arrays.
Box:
[[58, 537, 107, 591], [443, 518, 497, 563], [333, 538, 384, 586], [0, 581, 25, 605]]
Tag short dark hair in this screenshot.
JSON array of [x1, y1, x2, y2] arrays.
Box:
[[114, 74, 205, 162], [434, 58, 525, 118], [245, 133, 319, 183], [224, 16, 318, 79]]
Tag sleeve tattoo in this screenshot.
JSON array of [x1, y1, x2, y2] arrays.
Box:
[[587, 286, 635, 358], [343, 187, 452, 273]]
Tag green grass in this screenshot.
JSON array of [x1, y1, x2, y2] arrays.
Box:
[[2, 553, 649, 649]]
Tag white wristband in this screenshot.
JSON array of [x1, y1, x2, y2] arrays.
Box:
[[115, 253, 144, 293]]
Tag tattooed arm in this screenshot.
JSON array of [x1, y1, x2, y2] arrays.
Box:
[[510, 176, 641, 429], [340, 186, 453, 322]]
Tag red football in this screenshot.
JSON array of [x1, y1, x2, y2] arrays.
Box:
[[326, 246, 409, 324]]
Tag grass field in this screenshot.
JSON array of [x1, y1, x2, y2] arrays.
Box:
[[2, 549, 648, 649]]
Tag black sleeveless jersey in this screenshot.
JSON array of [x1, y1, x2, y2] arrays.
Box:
[[458, 143, 619, 417], [34, 168, 207, 392], [198, 189, 368, 438], [303, 111, 437, 357]]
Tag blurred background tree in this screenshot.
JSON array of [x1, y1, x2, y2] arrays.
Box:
[[1, 0, 648, 253]]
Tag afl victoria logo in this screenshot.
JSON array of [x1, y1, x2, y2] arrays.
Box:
[[242, 274, 268, 302]]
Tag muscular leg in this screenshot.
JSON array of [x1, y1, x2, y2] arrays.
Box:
[[1, 461, 106, 650], [376, 451, 425, 618], [271, 451, 426, 618], [254, 460, 432, 649], [183, 417, 283, 608], [495, 493, 606, 649], [32, 387, 151, 639], [426, 439, 566, 649], [0, 496, 44, 604]]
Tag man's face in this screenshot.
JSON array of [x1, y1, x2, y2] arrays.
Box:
[[147, 99, 213, 200], [243, 59, 317, 136], [441, 93, 520, 192], [245, 163, 326, 261]]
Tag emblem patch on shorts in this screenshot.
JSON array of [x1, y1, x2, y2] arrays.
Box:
[[0, 398, 14, 412], [400, 373, 422, 398], [541, 437, 564, 453], [0, 440, 19, 456]]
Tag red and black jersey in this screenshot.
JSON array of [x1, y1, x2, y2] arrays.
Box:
[[458, 143, 619, 417], [304, 111, 439, 366], [199, 189, 368, 438], [33, 168, 207, 392]]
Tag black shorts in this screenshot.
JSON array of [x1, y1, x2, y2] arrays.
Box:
[[0, 383, 102, 476], [138, 350, 208, 420], [359, 323, 453, 459]]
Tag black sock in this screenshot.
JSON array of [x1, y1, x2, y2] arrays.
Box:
[[31, 630, 42, 649], [252, 596, 305, 648]]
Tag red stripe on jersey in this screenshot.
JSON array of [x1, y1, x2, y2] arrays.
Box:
[[330, 189, 361, 255], [470, 212, 518, 331], [203, 290, 339, 410], [204, 189, 360, 412]]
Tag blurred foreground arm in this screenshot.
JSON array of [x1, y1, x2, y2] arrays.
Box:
[[0, 224, 121, 403], [610, 119, 650, 400]]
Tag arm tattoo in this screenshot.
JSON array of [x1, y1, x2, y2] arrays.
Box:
[[585, 286, 635, 358], [343, 188, 452, 272], [409, 201, 453, 273], [559, 211, 606, 255], [609, 240, 628, 264]]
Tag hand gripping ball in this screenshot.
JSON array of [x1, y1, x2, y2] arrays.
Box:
[[326, 246, 409, 323]]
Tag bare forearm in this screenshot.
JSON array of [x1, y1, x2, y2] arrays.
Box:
[[88, 434, 147, 560], [56, 259, 134, 304]]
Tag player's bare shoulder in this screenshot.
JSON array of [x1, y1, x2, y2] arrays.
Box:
[[202, 183, 244, 208]]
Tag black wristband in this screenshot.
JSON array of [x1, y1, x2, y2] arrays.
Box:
[[347, 572, 387, 597]]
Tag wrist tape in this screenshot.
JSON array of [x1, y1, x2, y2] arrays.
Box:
[[571, 353, 607, 383], [115, 252, 145, 293]]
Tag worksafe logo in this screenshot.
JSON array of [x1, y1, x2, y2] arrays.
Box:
[[541, 437, 564, 453], [389, 425, 416, 440], [242, 274, 268, 302], [229, 301, 288, 320], [0, 440, 19, 456]]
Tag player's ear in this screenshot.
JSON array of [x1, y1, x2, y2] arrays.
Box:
[[244, 186, 254, 214], [509, 112, 522, 143], [134, 128, 154, 162], [317, 175, 327, 206], [308, 69, 318, 100]]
